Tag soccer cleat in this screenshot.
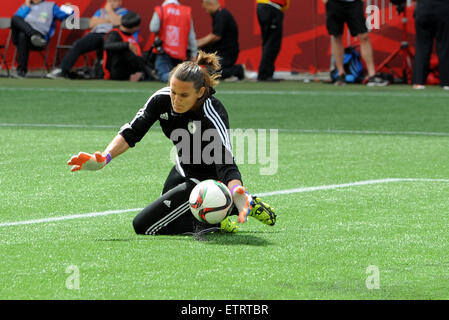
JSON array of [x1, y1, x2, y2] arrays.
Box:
[[220, 217, 239, 233], [249, 197, 277, 226]]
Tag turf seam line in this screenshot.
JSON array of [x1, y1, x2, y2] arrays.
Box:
[[2, 123, 449, 137], [2, 178, 449, 228], [1, 87, 449, 98]]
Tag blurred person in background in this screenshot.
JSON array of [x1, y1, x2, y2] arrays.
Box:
[[47, 0, 129, 79], [102, 12, 153, 81], [412, 0, 449, 90], [149, 0, 198, 82], [323, 0, 388, 86], [256, 0, 289, 81], [197, 0, 244, 81], [11, 0, 73, 78]]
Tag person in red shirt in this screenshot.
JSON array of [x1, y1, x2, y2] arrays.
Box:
[[149, 0, 198, 82]]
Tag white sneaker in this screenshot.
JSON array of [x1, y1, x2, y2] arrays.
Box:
[[46, 68, 64, 79], [443, 86, 449, 91], [413, 84, 426, 90]]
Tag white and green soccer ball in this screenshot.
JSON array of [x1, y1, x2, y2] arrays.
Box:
[[189, 179, 233, 224]]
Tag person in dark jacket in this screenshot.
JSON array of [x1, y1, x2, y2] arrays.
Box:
[[197, 0, 244, 81], [103, 12, 154, 81]]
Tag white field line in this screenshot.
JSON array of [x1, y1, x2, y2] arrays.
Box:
[[1, 86, 449, 98], [1, 122, 449, 137], [1, 178, 449, 228], [0, 123, 118, 129]]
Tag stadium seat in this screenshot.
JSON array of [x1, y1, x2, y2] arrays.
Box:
[[52, 17, 91, 70], [0, 18, 11, 77]]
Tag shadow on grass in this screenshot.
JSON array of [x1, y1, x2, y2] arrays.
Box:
[[196, 232, 274, 246], [95, 231, 276, 246]]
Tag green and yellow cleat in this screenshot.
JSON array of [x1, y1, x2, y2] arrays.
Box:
[[249, 197, 277, 226], [220, 217, 239, 233]]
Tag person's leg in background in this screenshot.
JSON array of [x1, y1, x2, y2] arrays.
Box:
[[257, 4, 283, 81], [412, 12, 435, 88], [108, 50, 154, 81], [219, 54, 244, 80], [435, 13, 449, 88], [331, 35, 345, 77], [358, 32, 376, 77], [325, 0, 346, 85], [154, 53, 177, 83], [11, 16, 46, 77], [48, 33, 106, 79]]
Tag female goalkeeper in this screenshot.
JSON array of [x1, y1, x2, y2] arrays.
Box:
[[68, 51, 276, 235]]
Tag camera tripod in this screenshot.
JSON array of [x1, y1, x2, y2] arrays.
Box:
[[375, 4, 414, 84]]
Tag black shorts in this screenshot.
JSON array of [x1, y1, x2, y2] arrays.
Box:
[[326, 0, 368, 37]]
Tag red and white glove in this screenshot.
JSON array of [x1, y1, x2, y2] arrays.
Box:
[[67, 152, 111, 172], [230, 185, 254, 224]]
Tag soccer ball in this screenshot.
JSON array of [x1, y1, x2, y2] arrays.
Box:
[[189, 179, 233, 224]]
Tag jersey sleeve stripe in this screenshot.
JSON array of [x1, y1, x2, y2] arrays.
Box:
[[204, 99, 233, 153], [206, 99, 232, 149]]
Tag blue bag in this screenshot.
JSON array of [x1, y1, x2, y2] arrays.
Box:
[[330, 47, 364, 83]]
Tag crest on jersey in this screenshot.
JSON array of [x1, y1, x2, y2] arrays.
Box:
[[187, 120, 197, 134]]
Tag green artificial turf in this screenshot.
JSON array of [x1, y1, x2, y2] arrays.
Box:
[[0, 79, 448, 299]]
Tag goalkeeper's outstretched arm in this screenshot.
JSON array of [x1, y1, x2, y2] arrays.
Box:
[[68, 134, 130, 172]]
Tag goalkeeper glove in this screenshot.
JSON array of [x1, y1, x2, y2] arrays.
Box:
[[68, 152, 111, 172], [230, 185, 254, 224]]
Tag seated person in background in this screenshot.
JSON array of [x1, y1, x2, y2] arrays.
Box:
[[11, 0, 73, 78], [149, 0, 198, 82], [47, 0, 129, 79], [103, 11, 153, 81], [197, 0, 244, 81]]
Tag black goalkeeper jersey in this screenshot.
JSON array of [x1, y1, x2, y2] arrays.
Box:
[[119, 87, 242, 185]]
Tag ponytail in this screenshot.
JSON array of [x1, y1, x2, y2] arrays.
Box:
[[169, 50, 221, 92]]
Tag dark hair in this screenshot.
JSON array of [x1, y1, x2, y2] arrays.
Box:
[[121, 12, 141, 29], [169, 51, 221, 92]]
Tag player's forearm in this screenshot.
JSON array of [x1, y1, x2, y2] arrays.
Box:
[[104, 134, 130, 159]]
